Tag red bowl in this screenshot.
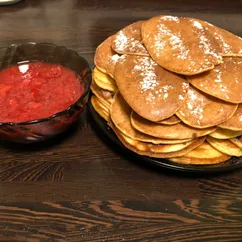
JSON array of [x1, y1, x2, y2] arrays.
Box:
[[0, 42, 91, 143]]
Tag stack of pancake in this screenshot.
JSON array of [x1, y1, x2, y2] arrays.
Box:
[[91, 15, 242, 165]]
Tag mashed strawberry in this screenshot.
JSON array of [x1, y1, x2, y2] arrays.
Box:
[[0, 61, 84, 122]]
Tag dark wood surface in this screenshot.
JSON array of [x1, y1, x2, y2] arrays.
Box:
[[0, 0, 242, 241]]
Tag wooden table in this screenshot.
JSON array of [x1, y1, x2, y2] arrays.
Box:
[[0, 0, 241, 241]]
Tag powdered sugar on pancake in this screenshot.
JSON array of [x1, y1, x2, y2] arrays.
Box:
[[183, 88, 205, 123], [133, 57, 175, 103], [133, 57, 158, 92], [130, 56, 188, 105], [111, 54, 120, 62], [176, 85, 237, 128], [204, 23, 242, 56], [170, 35, 190, 60], [114, 30, 128, 51], [154, 23, 190, 61], [112, 21, 149, 55], [142, 16, 224, 74], [193, 20, 203, 29], [214, 31, 231, 53], [160, 15, 180, 22], [199, 35, 221, 60], [188, 57, 242, 103], [114, 54, 189, 121], [106, 53, 120, 77], [219, 104, 242, 130]]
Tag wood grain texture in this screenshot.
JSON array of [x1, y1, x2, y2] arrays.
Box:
[[0, 200, 242, 241], [0, 0, 242, 240], [198, 176, 242, 199]]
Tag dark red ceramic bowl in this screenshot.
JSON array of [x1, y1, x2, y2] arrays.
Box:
[[0, 42, 91, 143]]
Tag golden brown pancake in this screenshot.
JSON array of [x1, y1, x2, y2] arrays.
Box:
[[92, 16, 242, 165], [159, 115, 181, 125], [111, 21, 149, 56], [91, 95, 110, 122], [131, 111, 216, 140], [230, 136, 242, 149], [142, 16, 222, 75], [92, 67, 118, 92], [188, 57, 242, 104], [169, 142, 231, 165], [219, 104, 242, 131], [207, 136, 242, 157], [206, 24, 242, 57], [110, 121, 205, 158], [209, 127, 242, 139], [94, 36, 120, 78], [176, 85, 237, 128], [90, 81, 112, 109], [110, 91, 192, 144], [114, 55, 189, 122]]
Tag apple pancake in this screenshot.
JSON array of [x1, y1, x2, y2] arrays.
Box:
[[110, 91, 192, 144], [92, 67, 117, 92], [91, 95, 110, 122], [114, 54, 189, 122], [209, 127, 242, 139], [90, 81, 112, 109], [110, 121, 205, 158], [131, 111, 216, 140], [111, 21, 149, 56], [219, 104, 242, 131], [176, 85, 237, 128], [207, 136, 242, 157], [142, 16, 223, 75], [169, 142, 231, 164], [188, 57, 242, 104], [230, 136, 242, 149], [158, 115, 181, 125], [94, 35, 120, 78], [206, 23, 242, 57]]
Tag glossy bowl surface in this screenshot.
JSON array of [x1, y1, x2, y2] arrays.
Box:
[[0, 42, 91, 143]]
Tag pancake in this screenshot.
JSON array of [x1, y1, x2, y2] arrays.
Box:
[[209, 127, 242, 139], [169, 142, 231, 165], [176, 85, 237, 128], [188, 57, 242, 104], [142, 16, 222, 75], [219, 104, 242, 131], [90, 81, 112, 109], [92, 67, 118, 92], [159, 115, 181, 125], [131, 111, 216, 140], [207, 136, 242, 157], [111, 21, 149, 56], [91, 95, 110, 122], [230, 136, 242, 149], [110, 91, 192, 144], [94, 36, 120, 78], [206, 24, 242, 57], [114, 54, 189, 122], [110, 121, 205, 158]]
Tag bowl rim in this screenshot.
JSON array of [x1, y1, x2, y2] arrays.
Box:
[[0, 42, 92, 126]]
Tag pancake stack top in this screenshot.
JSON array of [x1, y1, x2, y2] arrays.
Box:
[[91, 15, 242, 165]]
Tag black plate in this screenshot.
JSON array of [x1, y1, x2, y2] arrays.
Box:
[[88, 100, 242, 174]]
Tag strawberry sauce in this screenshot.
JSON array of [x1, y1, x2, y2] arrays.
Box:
[[0, 62, 84, 123]]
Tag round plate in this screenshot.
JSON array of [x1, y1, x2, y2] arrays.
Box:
[[88, 99, 242, 174]]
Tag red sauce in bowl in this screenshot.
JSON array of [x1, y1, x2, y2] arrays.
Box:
[[0, 61, 84, 123]]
